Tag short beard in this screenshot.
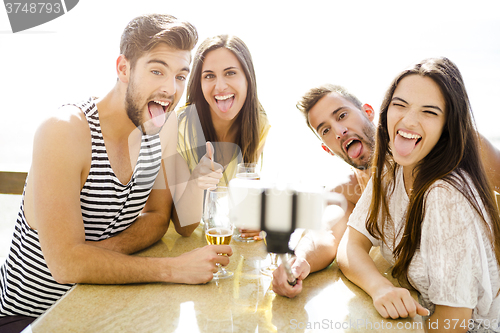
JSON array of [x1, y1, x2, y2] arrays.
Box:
[[345, 123, 375, 170], [125, 80, 143, 130]]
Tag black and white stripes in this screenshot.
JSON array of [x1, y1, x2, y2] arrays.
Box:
[[0, 97, 161, 317]]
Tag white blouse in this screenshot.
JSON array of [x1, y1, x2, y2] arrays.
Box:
[[348, 167, 500, 332]]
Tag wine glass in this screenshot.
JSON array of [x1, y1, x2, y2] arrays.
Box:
[[204, 186, 234, 279], [260, 243, 280, 276], [233, 163, 261, 242]]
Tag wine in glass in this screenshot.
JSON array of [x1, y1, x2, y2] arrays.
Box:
[[204, 186, 234, 279], [260, 244, 280, 277]]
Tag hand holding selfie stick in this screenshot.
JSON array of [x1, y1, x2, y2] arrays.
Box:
[[229, 181, 326, 288], [280, 254, 297, 286]]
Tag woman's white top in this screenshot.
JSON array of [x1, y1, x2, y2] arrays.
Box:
[[348, 167, 500, 332]]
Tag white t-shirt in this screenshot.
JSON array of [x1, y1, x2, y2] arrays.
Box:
[[348, 167, 500, 332]]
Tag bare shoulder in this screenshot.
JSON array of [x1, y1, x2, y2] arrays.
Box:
[[478, 133, 500, 192], [331, 171, 363, 205], [479, 133, 500, 162], [33, 104, 91, 167], [25, 104, 92, 229], [37, 104, 89, 138]]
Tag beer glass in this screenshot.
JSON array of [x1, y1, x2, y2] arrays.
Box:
[[204, 186, 234, 279]]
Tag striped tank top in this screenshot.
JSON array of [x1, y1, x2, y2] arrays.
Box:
[[0, 97, 162, 317]]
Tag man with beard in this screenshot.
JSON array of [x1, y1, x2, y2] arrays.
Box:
[[273, 84, 500, 298], [0, 14, 227, 332]]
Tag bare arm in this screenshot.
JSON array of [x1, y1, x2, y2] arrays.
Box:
[[337, 227, 429, 319], [30, 112, 231, 285], [160, 153, 203, 237], [294, 201, 353, 273], [171, 201, 200, 237], [87, 211, 170, 254], [87, 158, 174, 253], [479, 132, 500, 193], [272, 175, 357, 298], [168, 142, 223, 234], [169, 148, 223, 234], [153, 114, 222, 236]]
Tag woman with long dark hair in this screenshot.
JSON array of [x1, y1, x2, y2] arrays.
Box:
[[176, 35, 270, 240], [337, 57, 500, 332], [177, 34, 270, 187]]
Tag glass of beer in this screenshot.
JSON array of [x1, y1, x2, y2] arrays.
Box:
[[233, 163, 261, 242], [204, 186, 234, 279]]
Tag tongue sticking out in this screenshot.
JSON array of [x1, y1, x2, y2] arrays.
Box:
[[347, 141, 362, 159], [216, 97, 234, 113], [394, 134, 418, 157], [148, 102, 166, 128]]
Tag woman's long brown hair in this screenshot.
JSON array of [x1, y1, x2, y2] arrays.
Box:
[[367, 57, 500, 288], [179, 35, 265, 170]]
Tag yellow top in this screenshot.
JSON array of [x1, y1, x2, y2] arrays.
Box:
[[176, 105, 271, 187]]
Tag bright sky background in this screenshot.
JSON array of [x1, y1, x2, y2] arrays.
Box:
[[1, 0, 499, 187]]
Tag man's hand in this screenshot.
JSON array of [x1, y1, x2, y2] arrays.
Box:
[[191, 141, 223, 190], [371, 284, 430, 319], [168, 245, 232, 284], [238, 229, 262, 240], [272, 257, 310, 298]]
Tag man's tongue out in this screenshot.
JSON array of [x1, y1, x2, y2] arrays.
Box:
[[216, 96, 234, 113], [148, 102, 165, 128], [394, 133, 419, 157], [347, 140, 363, 159]]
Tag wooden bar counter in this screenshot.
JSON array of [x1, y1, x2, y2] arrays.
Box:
[[30, 224, 424, 332]]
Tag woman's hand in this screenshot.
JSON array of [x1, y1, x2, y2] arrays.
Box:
[[371, 284, 430, 319], [191, 141, 223, 190]]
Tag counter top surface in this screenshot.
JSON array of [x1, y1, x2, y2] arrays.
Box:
[[30, 224, 424, 332]]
